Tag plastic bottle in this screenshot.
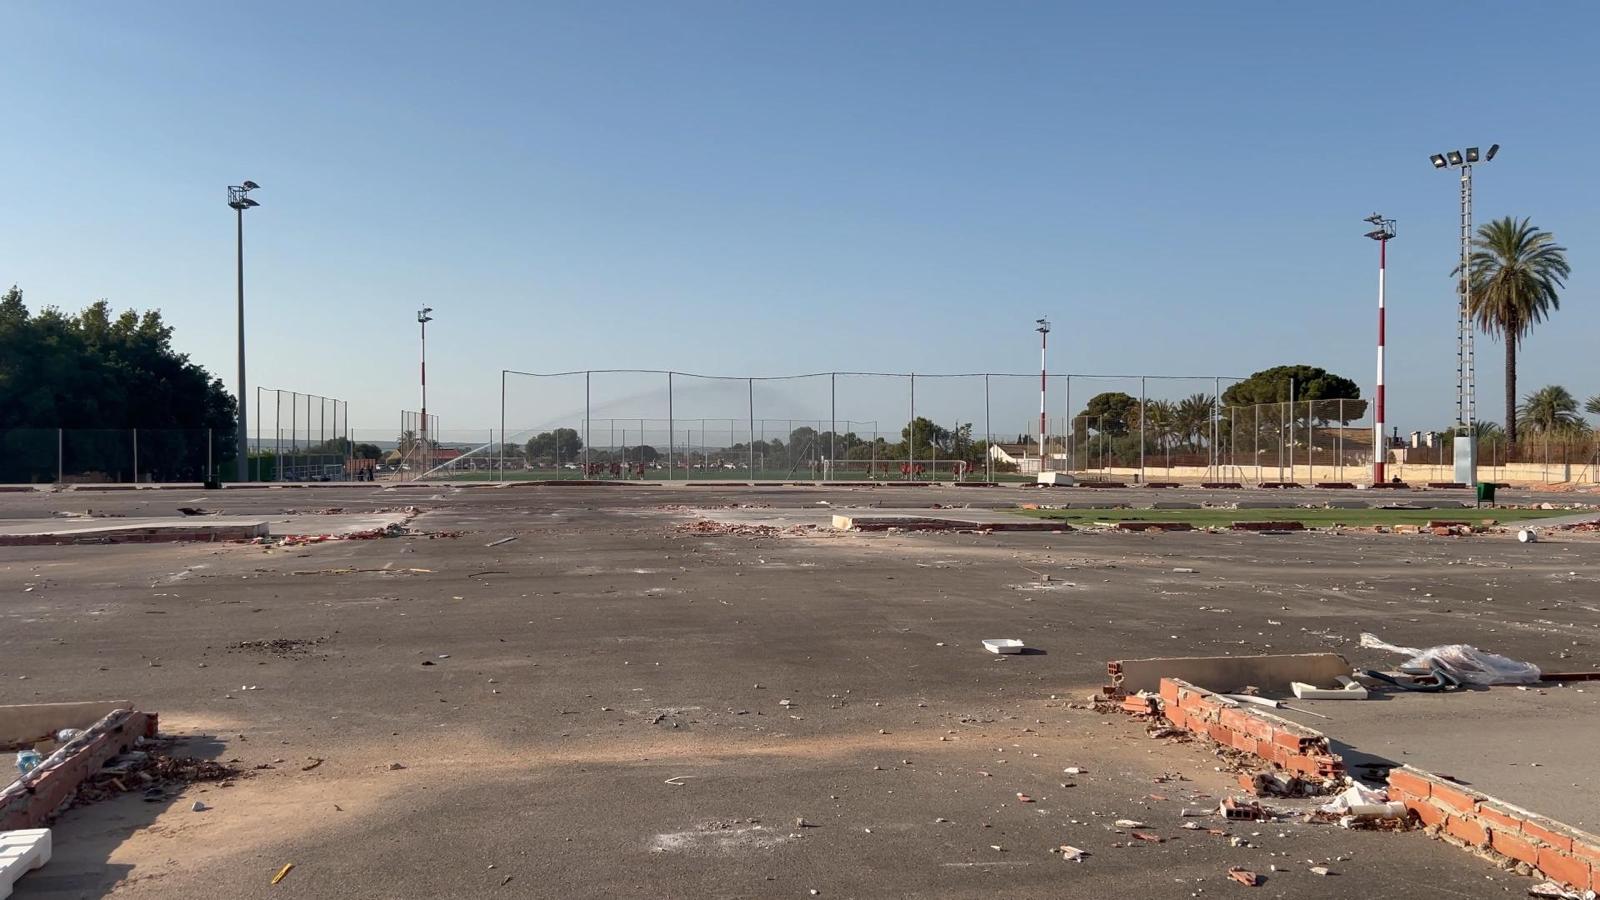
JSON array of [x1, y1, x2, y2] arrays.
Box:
[[16, 750, 43, 775]]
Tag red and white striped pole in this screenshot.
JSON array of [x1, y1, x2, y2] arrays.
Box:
[[1364, 215, 1394, 484], [1036, 318, 1051, 469]]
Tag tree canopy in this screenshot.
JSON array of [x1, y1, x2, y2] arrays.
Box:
[[0, 286, 238, 481], [1221, 365, 1362, 407], [525, 428, 583, 462], [1076, 392, 1138, 436]]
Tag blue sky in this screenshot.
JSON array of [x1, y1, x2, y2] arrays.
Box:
[[3, 1, 1595, 441]]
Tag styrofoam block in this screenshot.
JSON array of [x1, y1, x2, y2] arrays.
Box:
[[1, 828, 52, 900]]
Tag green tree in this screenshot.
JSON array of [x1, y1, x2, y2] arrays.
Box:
[[1220, 365, 1366, 422], [1076, 392, 1138, 437], [0, 287, 239, 481], [525, 428, 583, 463], [1517, 386, 1587, 434], [353, 443, 383, 460], [1586, 395, 1600, 422], [1462, 217, 1570, 445]]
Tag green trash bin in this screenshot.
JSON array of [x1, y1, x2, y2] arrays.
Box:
[[1476, 482, 1496, 504]]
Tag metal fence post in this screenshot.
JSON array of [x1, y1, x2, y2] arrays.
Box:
[[1139, 376, 1146, 484], [208, 428, 213, 482], [584, 371, 591, 472], [984, 374, 992, 483], [57, 428, 63, 483], [667, 372, 675, 481], [1065, 375, 1073, 472], [829, 373, 836, 483], [499, 371, 506, 483], [747, 380, 754, 479], [132, 428, 138, 484], [908, 374, 915, 478]]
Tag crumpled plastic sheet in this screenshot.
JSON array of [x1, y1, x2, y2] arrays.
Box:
[[1359, 632, 1541, 685]]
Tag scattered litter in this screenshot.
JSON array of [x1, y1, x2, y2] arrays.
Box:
[[300, 757, 324, 772], [1517, 528, 1538, 543], [1222, 694, 1282, 709], [1528, 880, 1593, 899], [983, 639, 1025, 655], [1058, 844, 1087, 861], [271, 863, 294, 885], [1130, 831, 1163, 843], [1360, 632, 1541, 685], [663, 776, 691, 786], [16, 750, 43, 775], [1291, 676, 1369, 700], [1114, 819, 1146, 829], [191, 800, 209, 812], [1318, 784, 1405, 819], [1309, 866, 1332, 876], [1063, 767, 1085, 776], [1173, 567, 1197, 574], [1227, 866, 1261, 886], [485, 536, 519, 547], [1016, 793, 1034, 803], [1181, 821, 1204, 830]]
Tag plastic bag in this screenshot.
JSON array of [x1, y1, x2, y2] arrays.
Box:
[[1359, 632, 1541, 685]]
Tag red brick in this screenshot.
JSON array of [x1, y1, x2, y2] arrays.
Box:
[[1492, 830, 1540, 866], [1123, 695, 1156, 715], [1159, 679, 1180, 706], [1207, 723, 1231, 744], [1237, 773, 1260, 795], [1163, 706, 1190, 730], [1571, 840, 1600, 866], [1476, 805, 1523, 834], [1411, 802, 1448, 829], [1445, 814, 1489, 847], [1272, 730, 1311, 752], [1388, 769, 1433, 801], [1431, 781, 1481, 815], [1227, 729, 1258, 754], [1218, 708, 1253, 734], [1536, 846, 1592, 891], [1524, 820, 1576, 853]]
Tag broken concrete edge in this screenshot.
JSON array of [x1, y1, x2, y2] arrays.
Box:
[[1389, 765, 1600, 891], [829, 514, 1068, 533], [0, 701, 133, 751], [1106, 652, 1350, 696], [0, 525, 267, 547], [1152, 678, 1345, 783], [0, 709, 159, 831]]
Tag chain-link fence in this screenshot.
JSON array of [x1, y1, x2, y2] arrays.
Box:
[[490, 370, 1248, 482]]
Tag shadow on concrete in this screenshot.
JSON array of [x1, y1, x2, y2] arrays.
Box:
[[12, 734, 229, 899]]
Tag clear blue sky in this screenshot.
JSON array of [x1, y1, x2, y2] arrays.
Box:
[[3, 1, 1595, 442]]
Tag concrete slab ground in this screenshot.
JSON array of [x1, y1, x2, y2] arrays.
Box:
[[1273, 685, 1600, 831], [0, 484, 1596, 898], [0, 511, 412, 543]]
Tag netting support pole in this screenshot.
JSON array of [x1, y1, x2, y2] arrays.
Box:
[[829, 373, 836, 483], [1065, 376, 1073, 472], [584, 371, 591, 472], [667, 372, 675, 481], [1139, 376, 1146, 484], [984, 374, 992, 483], [1061, 374, 1068, 472], [747, 380, 754, 480], [57, 428, 63, 483], [498, 370, 506, 483], [908, 374, 915, 479]]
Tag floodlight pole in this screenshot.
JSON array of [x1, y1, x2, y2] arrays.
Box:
[[1364, 214, 1396, 483], [1036, 319, 1050, 469], [417, 307, 433, 479], [1432, 144, 1495, 482], [226, 182, 260, 482]]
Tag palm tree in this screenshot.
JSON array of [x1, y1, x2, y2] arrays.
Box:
[[1175, 394, 1215, 450], [1517, 385, 1587, 434], [1587, 395, 1600, 421], [1462, 217, 1570, 445]]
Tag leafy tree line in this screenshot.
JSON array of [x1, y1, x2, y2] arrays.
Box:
[[0, 287, 238, 481]]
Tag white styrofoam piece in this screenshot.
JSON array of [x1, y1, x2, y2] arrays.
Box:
[[1, 828, 52, 900], [1291, 675, 1369, 700], [983, 638, 1025, 654]]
